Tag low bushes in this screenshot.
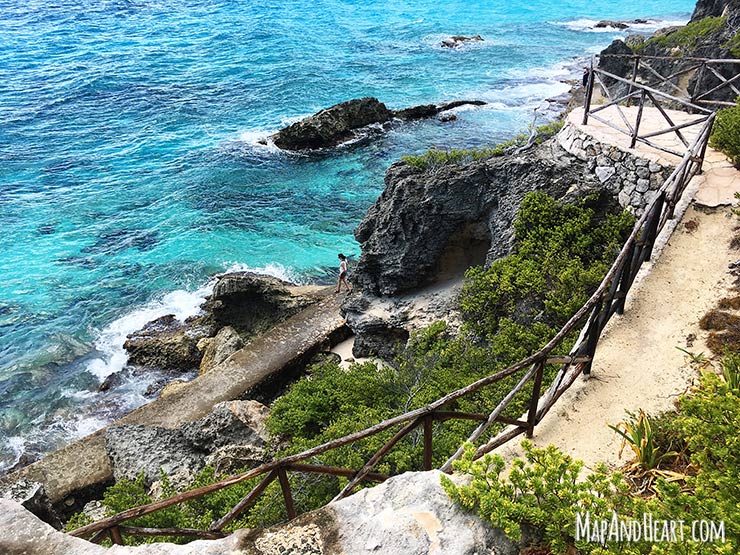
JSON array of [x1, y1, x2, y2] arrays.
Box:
[[710, 98, 740, 168], [402, 121, 564, 172], [444, 362, 740, 554]]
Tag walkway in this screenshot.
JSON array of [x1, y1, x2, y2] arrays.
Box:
[[499, 107, 740, 470]]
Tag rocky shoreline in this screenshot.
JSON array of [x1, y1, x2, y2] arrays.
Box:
[[3, 0, 739, 549]]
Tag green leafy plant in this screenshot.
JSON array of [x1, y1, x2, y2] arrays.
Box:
[[609, 410, 678, 473], [710, 98, 740, 168], [442, 441, 636, 555], [721, 352, 740, 389], [675, 346, 709, 365], [401, 121, 564, 171]]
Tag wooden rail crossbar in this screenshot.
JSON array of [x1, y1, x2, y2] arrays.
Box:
[[68, 63, 719, 544], [583, 54, 739, 158]]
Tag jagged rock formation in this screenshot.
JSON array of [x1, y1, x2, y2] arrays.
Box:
[[122, 272, 316, 372], [691, 0, 740, 21], [268, 97, 487, 151], [351, 139, 597, 297], [1, 471, 517, 555], [598, 2, 740, 103], [105, 400, 270, 485], [340, 137, 616, 357]]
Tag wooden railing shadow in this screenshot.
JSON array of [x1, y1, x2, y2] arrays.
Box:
[[68, 84, 717, 546]]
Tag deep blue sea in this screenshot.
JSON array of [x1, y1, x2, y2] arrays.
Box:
[[0, 0, 694, 473]]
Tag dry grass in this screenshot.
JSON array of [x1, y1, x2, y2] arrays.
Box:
[[717, 295, 740, 310], [699, 309, 740, 331], [707, 330, 740, 354]]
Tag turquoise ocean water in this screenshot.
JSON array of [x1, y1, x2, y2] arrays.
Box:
[[0, 0, 694, 473]]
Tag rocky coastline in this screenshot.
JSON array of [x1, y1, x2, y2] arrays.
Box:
[[2, 1, 739, 551]]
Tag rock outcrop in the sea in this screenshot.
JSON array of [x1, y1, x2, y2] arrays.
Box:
[[268, 97, 487, 151], [1, 471, 517, 555], [105, 400, 270, 485], [441, 34, 484, 48], [122, 272, 316, 372]]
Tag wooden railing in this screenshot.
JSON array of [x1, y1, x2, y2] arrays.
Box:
[[68, 92, 717, 548], [583, 55, 738, 158]]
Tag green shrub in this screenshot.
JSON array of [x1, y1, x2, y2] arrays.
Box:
[[710, 99, 740, 168], [721, 30, 740, 57], [442, 441, 637, 554], [645, 16, 726, 51], [444, 363, 740, 554], [461, 192, 634, 338], [401, 121, 564, 172]]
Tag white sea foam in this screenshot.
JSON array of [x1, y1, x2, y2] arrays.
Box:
[[551, 16, 689, 34], [223, 261, 304, 284], [0, 436, 24, 472], [85, 282, 215, 380]]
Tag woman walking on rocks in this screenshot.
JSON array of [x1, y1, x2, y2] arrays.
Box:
[[336, 253, 352, 294]]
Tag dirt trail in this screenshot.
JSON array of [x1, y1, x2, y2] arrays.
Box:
[[499, 203, 738, 470]]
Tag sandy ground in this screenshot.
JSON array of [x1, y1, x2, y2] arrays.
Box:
[[498, 203, 738, 471]]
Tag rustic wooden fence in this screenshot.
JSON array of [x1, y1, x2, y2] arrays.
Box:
[[68, 86, 717, 547], [583, 55, 738, 158]]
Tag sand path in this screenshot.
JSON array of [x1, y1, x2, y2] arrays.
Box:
[[498, 204, 736, 470], [498, 108, 740, 469]]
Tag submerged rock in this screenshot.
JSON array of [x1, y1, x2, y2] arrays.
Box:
[[595, 19, 629, 29]]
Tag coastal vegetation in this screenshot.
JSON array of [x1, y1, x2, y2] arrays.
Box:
[[443, 356, 740, 554], [709, 98, 740, 168], [401, 121, 563, 172], [65, 189, 634, 542], [637, 16, 726, 51]]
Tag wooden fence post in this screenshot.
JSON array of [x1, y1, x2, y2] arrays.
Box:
[[423, 414, 433, 471], [630, 89, 647, 148], [582, 59, 595, 125], [526, 362, 545, 437], [626, 56, 640, 107], [277, 468, 297, 520], [109, 526, 124, 545]]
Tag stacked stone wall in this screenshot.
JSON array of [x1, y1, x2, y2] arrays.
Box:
[[558, 122, 674, 214]]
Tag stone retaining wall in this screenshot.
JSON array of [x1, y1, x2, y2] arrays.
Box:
[[557, 121, 675, 214]]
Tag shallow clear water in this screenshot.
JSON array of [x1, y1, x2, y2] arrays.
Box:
[[0, 0, 694, 472]]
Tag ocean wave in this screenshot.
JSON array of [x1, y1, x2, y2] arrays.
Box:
[[551, 16, 689, 34], [84, 282, 215, 380], [223, 261, 305, 285]]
